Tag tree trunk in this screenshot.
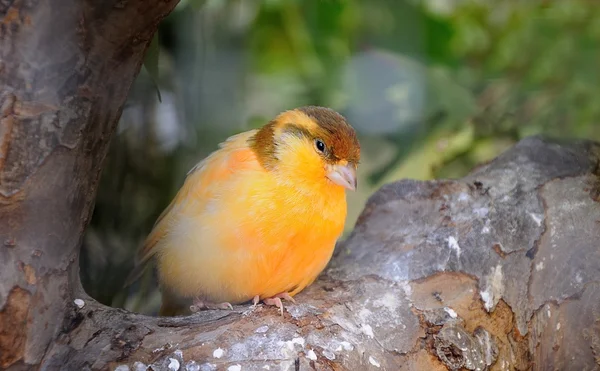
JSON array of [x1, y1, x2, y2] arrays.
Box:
[[2, 3, 600, 371], [0, 1, 178, 370]]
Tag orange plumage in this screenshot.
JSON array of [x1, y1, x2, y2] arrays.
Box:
[[126, 106, 360, 316]]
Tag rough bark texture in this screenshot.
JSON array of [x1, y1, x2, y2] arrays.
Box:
[[23, 136, 597, 371], [0, 0, 178, 370]]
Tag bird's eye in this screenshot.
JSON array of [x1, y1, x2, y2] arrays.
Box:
[[315, 139, 326, 153]]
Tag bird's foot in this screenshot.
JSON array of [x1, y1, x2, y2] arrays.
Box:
[[253, 292, 296, 316], [190, 298, 233, 312]]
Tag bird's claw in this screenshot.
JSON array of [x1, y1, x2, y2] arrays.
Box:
[[255, 292, 296, 316], [190, 298, 233, 312], [264, 297, 285, 316], [275, 292, 296, 303]]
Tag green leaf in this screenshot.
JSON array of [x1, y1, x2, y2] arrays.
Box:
[[144, 32, 162, 103]]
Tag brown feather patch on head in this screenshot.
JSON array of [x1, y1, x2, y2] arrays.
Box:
[[248, 121, 277, 169], [297, 106, 361, 165], [249, 106, 360, 170]]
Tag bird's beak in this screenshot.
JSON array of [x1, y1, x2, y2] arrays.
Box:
[[326, 163, 357, 191]]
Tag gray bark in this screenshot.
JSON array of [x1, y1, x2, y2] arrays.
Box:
[[0, 1, 178, 370]]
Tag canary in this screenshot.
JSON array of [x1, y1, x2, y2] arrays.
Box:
[[126, 106, 360, 316]]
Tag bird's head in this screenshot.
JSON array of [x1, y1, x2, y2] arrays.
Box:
[[250, 106, 361, 191]]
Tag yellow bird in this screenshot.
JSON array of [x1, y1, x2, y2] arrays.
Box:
[[126, 106, 360, 316]]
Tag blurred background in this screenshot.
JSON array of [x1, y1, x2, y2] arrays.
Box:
[[81, 0, 600, 314]]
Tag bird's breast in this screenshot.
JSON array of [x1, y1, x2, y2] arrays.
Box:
[[157, 173, 348, 303], [236, 181, 347, 298]]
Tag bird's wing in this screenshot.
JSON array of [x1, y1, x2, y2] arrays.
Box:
[[123, 129, 259, 287]]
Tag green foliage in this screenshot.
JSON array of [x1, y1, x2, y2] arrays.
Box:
[[438, 0, 600, 139]]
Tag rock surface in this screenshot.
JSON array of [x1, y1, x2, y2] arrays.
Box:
[[50, 136, 600, 370]]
